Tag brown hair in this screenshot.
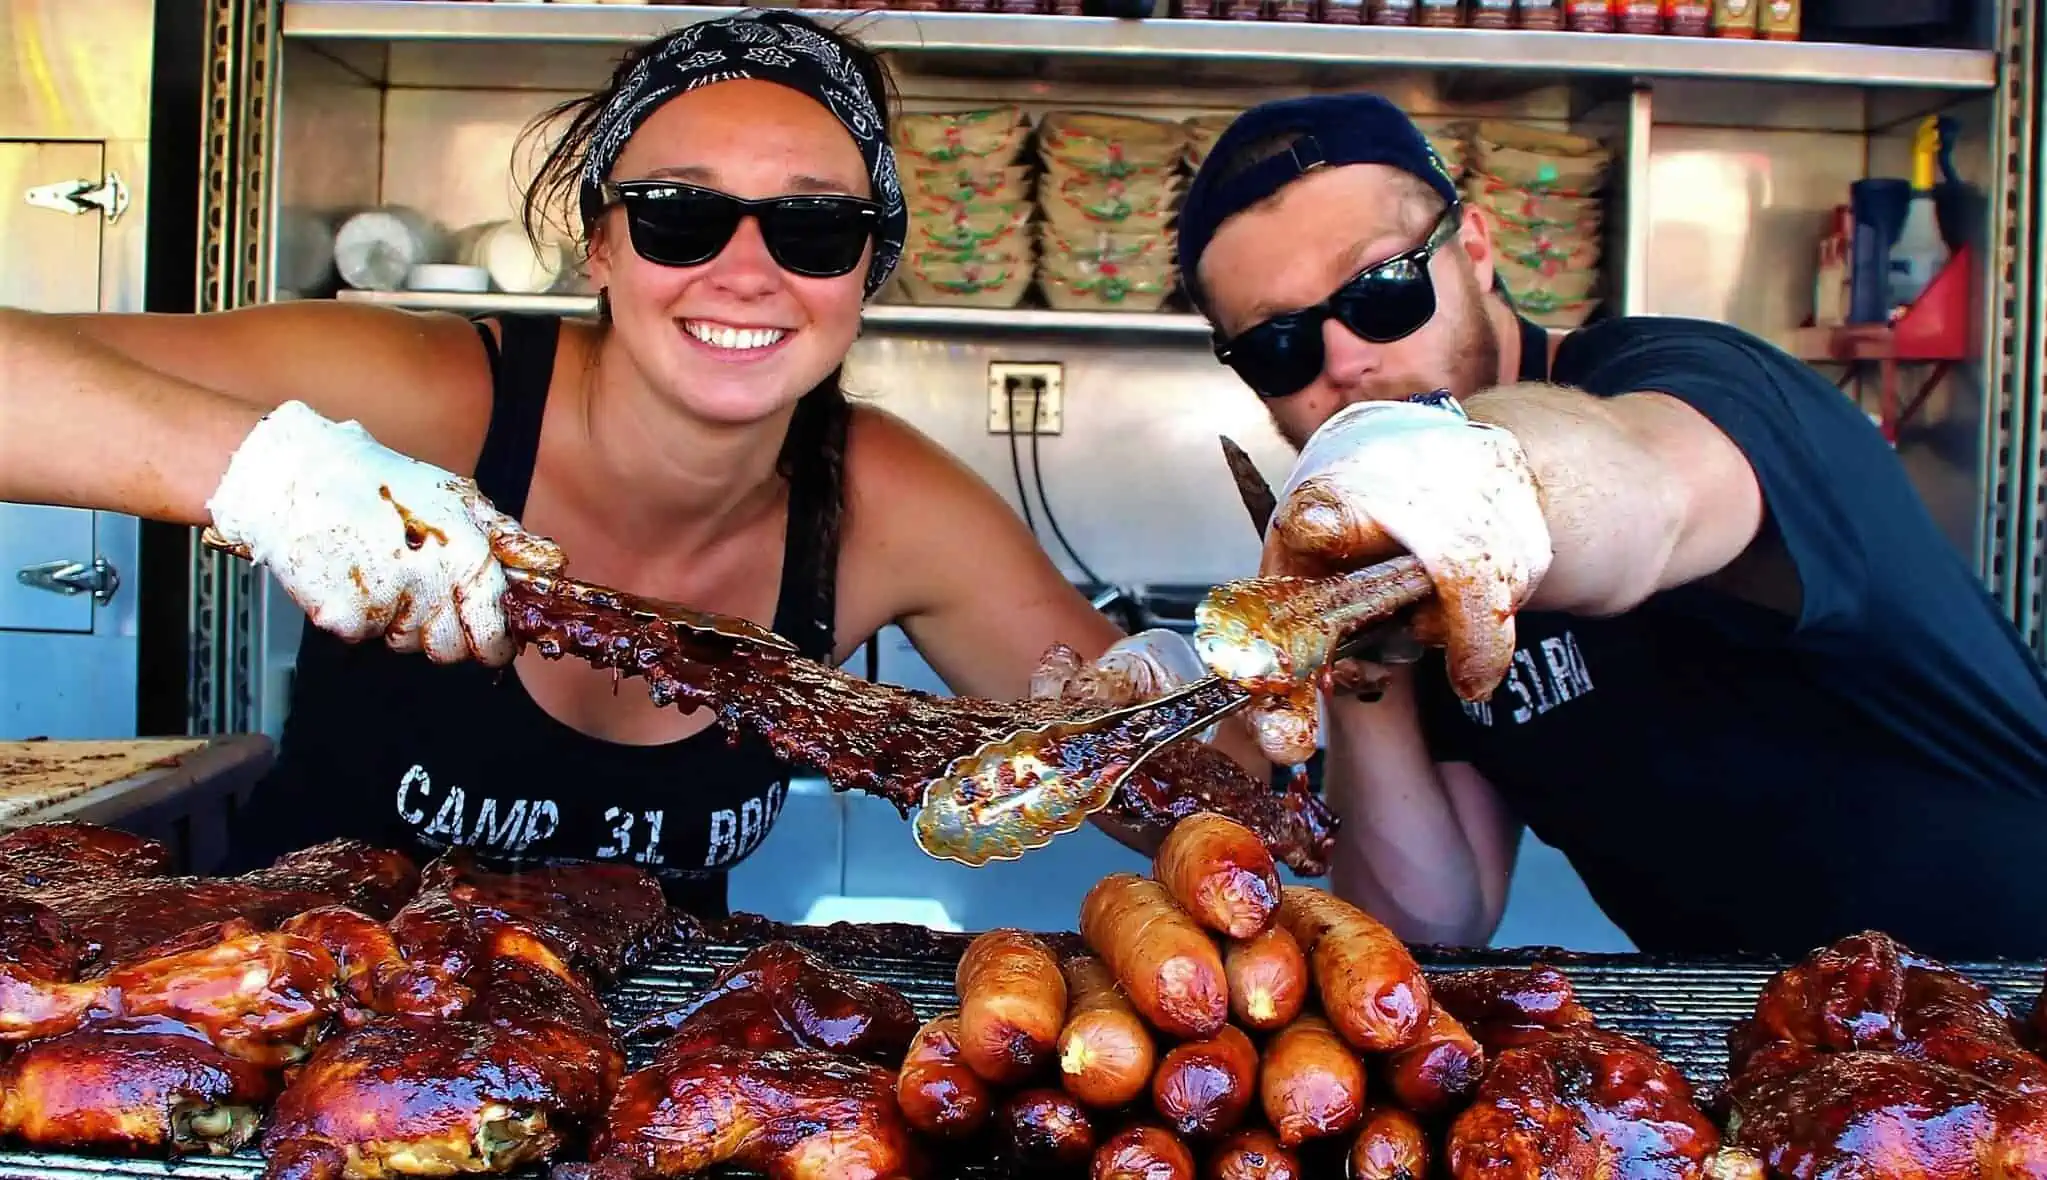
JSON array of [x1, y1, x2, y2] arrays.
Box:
[[510, 10, 899, 647]]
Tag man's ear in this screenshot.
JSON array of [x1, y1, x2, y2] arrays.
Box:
[[1458, 203, 1497, 296]]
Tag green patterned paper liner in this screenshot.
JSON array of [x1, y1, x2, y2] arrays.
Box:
[[908, 205, 1034, 253], [908, 252, 1025, 296], [1043, 265, 1174, 306], [898, 109, 1028, 164]]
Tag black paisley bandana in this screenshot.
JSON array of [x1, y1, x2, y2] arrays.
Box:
[[579, 11, 906, 298]]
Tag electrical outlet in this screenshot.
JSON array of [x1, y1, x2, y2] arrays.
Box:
[[987, 362, 1064, 435]]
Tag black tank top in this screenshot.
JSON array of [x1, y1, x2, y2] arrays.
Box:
[[226, 315, 843, 917]]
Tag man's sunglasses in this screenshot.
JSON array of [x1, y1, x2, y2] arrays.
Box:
[[1213, 206, 1465, 400], [598, 180, 879, 279]]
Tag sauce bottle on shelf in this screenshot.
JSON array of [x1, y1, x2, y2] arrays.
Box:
[[1664, 0, 1709, 33], [1321, 0, 1367, 23], [1616, 0, 1663, 32], [1566, 0, 1615, 31], [1368, 0, 1417, 22], [1812, 204, 1852, 328], [1470, 0, 1514, 26], [1518, 0, 1566, 26], [1710, 0, 1756, 34], [1760, 0, 1798, 37], [1417, 0, 1463, 25]]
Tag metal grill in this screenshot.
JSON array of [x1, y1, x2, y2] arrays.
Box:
[[4, 936, 2042, 1180]]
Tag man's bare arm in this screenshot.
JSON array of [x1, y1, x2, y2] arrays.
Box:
[[1464, 382, 1766, 617]]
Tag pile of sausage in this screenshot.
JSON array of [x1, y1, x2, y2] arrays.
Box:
[[894, 813, 1481, 1178]]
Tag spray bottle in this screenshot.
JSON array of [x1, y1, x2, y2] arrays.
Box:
[[1888, 116, 1951, 312]]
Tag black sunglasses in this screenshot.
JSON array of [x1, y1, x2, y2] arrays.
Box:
[[599, 180, 879, 279], [1214, 206, 1464, 400]]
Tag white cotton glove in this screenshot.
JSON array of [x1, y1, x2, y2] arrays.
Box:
[[205, 400, 565, 667], [1264, 394, 1552, 702], [1028, 628, 1219, 741]]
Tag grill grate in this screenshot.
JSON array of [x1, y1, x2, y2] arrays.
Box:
[[4, 933, 2042, 1180]]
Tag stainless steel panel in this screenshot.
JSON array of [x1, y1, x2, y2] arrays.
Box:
[[0, 509, 140, 739], [1862, 93, 1997, 557], [1649, 78, 1874, 133], [0, 142, 105, 314], [847, 332, 1284, 584], [1, 509, 99, 635], [1619, 87, 1653, 317], [379, 86, 586, 237], [0, 123, 145, 737], [0, 626, 141, 741], [279, 2, 1998, 91], [1, 2, 156, 139], [273, 44, 385, 298], [1639, 124, 1869, 345]]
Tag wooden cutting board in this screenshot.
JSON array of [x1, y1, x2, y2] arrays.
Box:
[[0, 738, 216, 823]]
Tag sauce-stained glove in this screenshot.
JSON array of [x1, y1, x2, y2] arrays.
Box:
[[1028, 628, 1220, 741], [1263, 393, 1552, 702], [205, 400, 565, 667]]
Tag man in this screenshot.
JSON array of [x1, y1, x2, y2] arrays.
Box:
[[1174, 92, 2047, 959]]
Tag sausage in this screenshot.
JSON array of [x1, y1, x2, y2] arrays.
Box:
[[1081, 874, 1229, 1040], [895, 1012, 992, 1139], [1259, 1012, 1366, 1147], [1153, 813, 1283, 939], [1152, 1023, 1258, 1138], [1382, 1003, 1484, 1114], [1205, 1128, 1302, 1180], [1093, 1124, 1196, 1180], [999, 1088, 1097, 1174], [1348, 1105, 1429, 1180], [957, 927, 1067, 1084], [1273, 887, 1429, 1053], [1058, 954, 1157, 1109], [1224, 926, 1308, 1032]]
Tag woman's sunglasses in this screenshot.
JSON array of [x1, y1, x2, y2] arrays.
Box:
[[599, 180, 879, 279], [1213, 206, 1465, 400]]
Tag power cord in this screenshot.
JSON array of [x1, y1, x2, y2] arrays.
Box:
[[1029, 379, 1104, 587], [1007, 403, 1037, 536]]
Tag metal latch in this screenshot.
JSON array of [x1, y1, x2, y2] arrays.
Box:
[[17, 558, 121, 605], [24, 172, 129, 224]]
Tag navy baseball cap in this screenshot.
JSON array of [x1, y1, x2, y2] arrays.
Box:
[[1177, 94, 1462, 316]]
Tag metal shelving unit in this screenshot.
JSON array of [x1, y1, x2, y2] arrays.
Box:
[[331, 288, 1213, 337], [175, 0, 2039, 737], [281, 0, 1997, 89]]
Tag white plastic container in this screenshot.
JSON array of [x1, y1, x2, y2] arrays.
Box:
[[334, 207, 446, 293]]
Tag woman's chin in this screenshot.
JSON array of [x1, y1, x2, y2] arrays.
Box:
[[665, 375, 814, 430]]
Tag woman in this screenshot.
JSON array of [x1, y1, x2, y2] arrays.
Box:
[[0, 10, 1255, 914]]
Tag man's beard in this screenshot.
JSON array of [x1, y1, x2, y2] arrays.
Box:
[[1269, 270, 1501, 452]]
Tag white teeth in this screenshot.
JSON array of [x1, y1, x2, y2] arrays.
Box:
[[685, 321, 786, 351]]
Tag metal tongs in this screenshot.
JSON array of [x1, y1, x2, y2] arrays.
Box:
[[197, 528, 798, 653], [917, 438, 1438, 845]]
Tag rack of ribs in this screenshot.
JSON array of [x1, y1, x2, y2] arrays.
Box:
[[0, 822, 419, 972], [502, 578, 1337, 876], [1724, 930, 2047, 1179]]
